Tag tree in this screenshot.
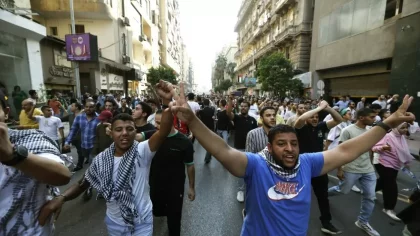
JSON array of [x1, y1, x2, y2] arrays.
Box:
[[226, 62, 237, 80], [214, 54, 227, 82], [147, 66, 178, 86], [218, 79, 233, 91], [256, 52, 303, 97]]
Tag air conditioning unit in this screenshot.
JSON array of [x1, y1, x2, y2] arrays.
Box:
[[122, 55, 131, 64], [123, 17, 130, 26]]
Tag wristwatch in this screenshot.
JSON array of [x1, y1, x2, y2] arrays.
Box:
[[375, 121, 392, 133], [1, 145, 29, 166]]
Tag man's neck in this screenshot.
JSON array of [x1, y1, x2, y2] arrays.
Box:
[[355, 120, 366, 129], [135, 119, 147, 127], [75, 110, 81, 116], [262, 125, 270, 134]]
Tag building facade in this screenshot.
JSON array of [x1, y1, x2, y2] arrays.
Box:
[[31, 0, 167, 97], [234, 0, 314, 96], [0, 0, 47, 118], [309, 0, 420, 118], [159, 0, 182, 75]]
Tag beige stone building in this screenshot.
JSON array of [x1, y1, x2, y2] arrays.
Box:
[[234, 0, 314, 96]]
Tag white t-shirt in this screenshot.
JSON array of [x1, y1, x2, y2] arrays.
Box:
[[187, 101, 201, 114], [248, 104, 259, 119], [35, 116, 64, 141], [0, 153, 64, 236], [327, 121, 351, 149], [372, 100, 387, 109], [147, 113, 156, 126], [106, 141, 156, 226]]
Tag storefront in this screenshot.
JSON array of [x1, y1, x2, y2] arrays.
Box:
[[40, 36, 75, 99], [0, 8, 46, 118]]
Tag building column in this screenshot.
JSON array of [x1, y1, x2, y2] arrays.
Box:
[[27, 39, 45, 99]]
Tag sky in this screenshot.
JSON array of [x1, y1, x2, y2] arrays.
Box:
[[178, 0, 241, 94]]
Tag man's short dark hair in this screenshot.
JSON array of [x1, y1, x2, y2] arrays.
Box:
[[370, 104, 382, 110], [41, 105, 51, 112], [241, 101, 250, 107], [268, 124, 297, 144], [147, 99, 158, 106], [260, 106, 275, 117], [187, 93, 195, 100], [111, 113, 134, 126], [220, 99, 227, 107], [203, 98, 210, 106], [356, 108, 375, 120], [139, 102, 153, 118], [29, 90, 37, 96], [73, 102, 82, 111]]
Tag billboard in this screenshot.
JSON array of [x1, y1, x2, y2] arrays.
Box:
[[244, 77, 257, 87], [65, 33, 98, 61]]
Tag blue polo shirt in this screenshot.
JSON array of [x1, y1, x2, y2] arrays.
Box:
[[241, 152, 324, 236]]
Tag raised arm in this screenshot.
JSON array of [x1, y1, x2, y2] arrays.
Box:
[[293, 101, 327, 128], [171, 84, 247, 177], [325, 106, 343, 129], [0, 124, 71, 186], [321, 95, 415, 174]]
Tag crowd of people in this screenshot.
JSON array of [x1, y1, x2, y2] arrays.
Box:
[[1, 82, 419, 236]]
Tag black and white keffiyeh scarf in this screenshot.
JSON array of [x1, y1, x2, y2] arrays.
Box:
[[8, 129, 74, 194], [258, 147, 300, 179], [84, 141, 140, 227]]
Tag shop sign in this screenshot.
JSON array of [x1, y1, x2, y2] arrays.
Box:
[[65, 33, 98, 61], [49, 66, 73, 78]]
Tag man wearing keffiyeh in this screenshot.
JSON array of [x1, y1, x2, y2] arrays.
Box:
[[38, 80, 176, 235], [0, 89, 72, 236]]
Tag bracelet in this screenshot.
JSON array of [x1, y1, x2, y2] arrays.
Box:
[[375, 121, 392, 133]]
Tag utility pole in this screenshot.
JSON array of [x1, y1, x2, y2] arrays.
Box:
[[69, 0, 81, 99]]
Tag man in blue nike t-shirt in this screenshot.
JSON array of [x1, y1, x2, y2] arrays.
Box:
[[168, 83, 415, 236]]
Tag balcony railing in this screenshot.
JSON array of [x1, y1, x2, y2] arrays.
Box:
[[254, 41, 275, 60], [274, 0, 296, 15], [275, 25, 296, 43]]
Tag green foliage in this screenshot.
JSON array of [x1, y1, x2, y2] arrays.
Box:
[[147, 66, 178, 86], [213, 54, 227, 82], [214, 79, 233, 93], [256, 52, 303, 97], [226, 62, 237, 80]]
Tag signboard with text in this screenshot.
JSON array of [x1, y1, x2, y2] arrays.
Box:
[[244, 77, 257, 87], [65, 33, 98, 61]]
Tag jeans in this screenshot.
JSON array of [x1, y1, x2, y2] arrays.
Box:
[[104, 215, 153, 236], [78, 148, 92, 168], [375, 164, 399, 210], [217, 130, 228, 143], [311, 174, 332, 223], [328, 171, 377, 224]]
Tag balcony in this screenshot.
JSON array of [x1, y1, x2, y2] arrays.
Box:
[[275, 25, 296, 44], [30, 0, 113, 19], [274, 0, 296, 15], [236, 55, 253, 72], [254, 41, 275, 60], [234, 49, 242, 58]]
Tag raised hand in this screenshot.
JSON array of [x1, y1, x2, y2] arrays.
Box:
[[155, 80, 176, 100], [318, 100, 329, 109], [170, 83, 196, 125], [384, 95, 415, 128]]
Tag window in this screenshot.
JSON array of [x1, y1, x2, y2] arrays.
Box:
[[285, 47, 290, 59], [75, 25, 85, 33], [384, 0, 403, 20], [152, 10, 156, 24], [50, 27, 58, 36]]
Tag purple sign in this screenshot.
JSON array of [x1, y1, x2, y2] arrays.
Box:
[[65, 33, 98, 61]]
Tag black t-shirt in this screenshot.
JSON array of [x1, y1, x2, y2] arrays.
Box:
[[149, 132, 194, 186], [233, 114, 258, 149], [198, 106, 215, 131], [216, 110, 230, 131], [397, 199, 420, 235], [136, 123, 156, 133], [295, 122, 329, 154]]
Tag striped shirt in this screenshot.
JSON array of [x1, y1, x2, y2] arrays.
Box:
[[65, 113, 100, 149], [245, 127, 268, 153]]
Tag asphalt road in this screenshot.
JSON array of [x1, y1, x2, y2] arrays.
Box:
[[54, 137, 419, 236]]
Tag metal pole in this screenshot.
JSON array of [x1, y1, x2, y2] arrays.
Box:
[[69, 0, 81, 99]]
